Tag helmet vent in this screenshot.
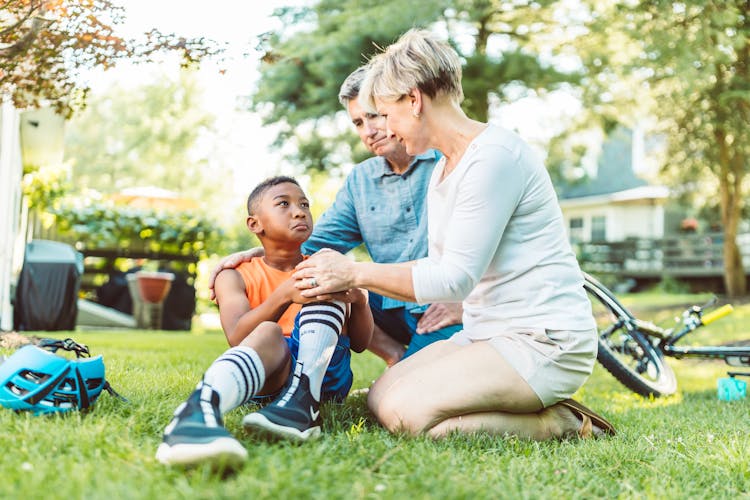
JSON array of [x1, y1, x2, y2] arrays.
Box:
[[19, 370, 51, 384], [61, 378, 77, 391], [86, 378, 104, 390], [7, 382, 29, 396], [51, 392, 78, 404]]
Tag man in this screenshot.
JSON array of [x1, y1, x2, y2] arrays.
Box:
[[210, 67, 462, 366]]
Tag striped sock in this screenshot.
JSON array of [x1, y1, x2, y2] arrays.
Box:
[[296, 300, 345, 401], [201, 345, 265, 414]]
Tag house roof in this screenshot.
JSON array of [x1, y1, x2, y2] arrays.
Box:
[[557, 126, 651, 200], [558, 185, 669, 209]]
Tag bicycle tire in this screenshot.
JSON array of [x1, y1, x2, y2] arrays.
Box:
[[584, 274, 677, 397]]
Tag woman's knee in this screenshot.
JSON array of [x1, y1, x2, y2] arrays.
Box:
[[368, 376, 432, 435]]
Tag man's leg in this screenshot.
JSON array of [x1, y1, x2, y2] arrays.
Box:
[[243, 300, 345, 441], [402, 321, 462, 359], [367, 324, 406, 367], [366, 292, 412, 366], [156, 322, 290, 467]]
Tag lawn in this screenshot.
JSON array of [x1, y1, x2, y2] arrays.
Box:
[[1, 294, 749, 499]]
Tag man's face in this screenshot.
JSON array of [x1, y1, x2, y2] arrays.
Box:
[[248, 182, 313, 244], [347, 97, 403, 158]]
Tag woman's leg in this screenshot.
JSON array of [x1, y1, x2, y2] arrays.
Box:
[[426, 406, 582, 440], [368, 340, 582, 439]]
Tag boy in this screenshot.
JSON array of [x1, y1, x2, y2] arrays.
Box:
[[156, 176, 373, 467]]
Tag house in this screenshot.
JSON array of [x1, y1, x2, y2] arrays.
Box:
[[0, 99, 24, 331], [557, 126, 673, 243], [0, 104, 66, 331]]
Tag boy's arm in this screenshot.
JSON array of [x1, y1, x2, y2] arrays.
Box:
[[344, 288, 374, 353], [214, 269, 297, 346]]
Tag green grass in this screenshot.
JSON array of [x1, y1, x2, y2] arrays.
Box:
[[2, 293, 749, 499]]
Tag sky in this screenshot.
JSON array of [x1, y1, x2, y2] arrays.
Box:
[[80, 0, 303, 204], [78, 0, 593, 208]]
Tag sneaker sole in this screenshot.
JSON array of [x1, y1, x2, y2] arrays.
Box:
[[242, 412, 321, 442], [155, 438, 248, 467]]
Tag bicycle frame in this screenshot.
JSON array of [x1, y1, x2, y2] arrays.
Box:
[[585, 274, 750, 367], [583, 272, 750, 396]]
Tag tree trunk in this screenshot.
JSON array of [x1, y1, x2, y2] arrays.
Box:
[[716, 131, 746, 297], [723, 238, 745, 297]]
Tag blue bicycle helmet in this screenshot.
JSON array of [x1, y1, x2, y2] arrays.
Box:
[[0, 340, 107, 415]]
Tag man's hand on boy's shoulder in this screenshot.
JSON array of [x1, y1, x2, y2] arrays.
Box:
[[208, 247, 264, 300]]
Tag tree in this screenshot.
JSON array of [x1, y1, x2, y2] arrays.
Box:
[[581, 1, 750, 297], [252, 0, 581, 173], [0, 0, 220, 117], [64, 69, 228, 203]]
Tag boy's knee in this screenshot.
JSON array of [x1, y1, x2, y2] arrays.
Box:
[[240, 322, 288, 364], [240, 321, 283, 346]]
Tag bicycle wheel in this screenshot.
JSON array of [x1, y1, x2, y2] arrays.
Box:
[[584, 274, 677, 397]]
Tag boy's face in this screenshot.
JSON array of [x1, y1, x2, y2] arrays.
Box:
[[248, 182, 313, 244]]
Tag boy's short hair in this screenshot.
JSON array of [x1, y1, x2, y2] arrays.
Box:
[[247, 176, 301, 215]]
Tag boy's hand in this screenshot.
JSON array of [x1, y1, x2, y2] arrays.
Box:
[[298, 288, 367, 304], [341, 287, 368, 305], [208, 248, 264, 300], [279, 277, 317, 305]]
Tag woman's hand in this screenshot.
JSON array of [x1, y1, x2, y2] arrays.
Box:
[[293, 249, 357, 298]]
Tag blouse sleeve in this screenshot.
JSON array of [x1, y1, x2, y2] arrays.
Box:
[[411, 144, 527, 303]]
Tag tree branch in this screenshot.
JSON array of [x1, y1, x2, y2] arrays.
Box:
[[0, 1, 43, 38], [0, 12, 52, 60]]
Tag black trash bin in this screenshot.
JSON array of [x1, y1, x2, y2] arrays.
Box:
[[14, 240, 83, 331]]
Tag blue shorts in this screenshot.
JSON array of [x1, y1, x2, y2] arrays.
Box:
[[255, 314, 353, 403], [368, 293, 463, 359]]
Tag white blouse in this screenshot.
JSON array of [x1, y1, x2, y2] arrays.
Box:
[[411, 125, 596, 339]]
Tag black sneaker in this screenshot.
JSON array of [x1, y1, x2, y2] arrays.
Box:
[[242, 366, 321, 441], [156, 385, 247, 467]]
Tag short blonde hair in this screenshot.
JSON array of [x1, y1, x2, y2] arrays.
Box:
[[360, 29, 463, 111]]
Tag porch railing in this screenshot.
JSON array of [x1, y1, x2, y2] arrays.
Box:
[[576, 232, 750, 278]]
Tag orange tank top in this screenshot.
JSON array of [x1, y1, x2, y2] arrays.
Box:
[[234, 257, 305, 336]]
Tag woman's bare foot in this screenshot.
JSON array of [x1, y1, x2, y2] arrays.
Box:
[[542, 403, 605, 438]]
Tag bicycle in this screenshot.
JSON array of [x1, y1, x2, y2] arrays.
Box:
[[584, 272, 750, 398]]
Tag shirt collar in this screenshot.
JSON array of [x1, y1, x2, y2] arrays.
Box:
[[369, 149, 440, 179]]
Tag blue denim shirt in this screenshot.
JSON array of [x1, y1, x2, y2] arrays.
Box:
[[302, 150, 441, 310]]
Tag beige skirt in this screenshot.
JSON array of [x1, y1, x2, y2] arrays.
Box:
[[450, 327, 598, 407]]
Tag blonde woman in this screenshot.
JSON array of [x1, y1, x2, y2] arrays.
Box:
[[293, 29, 615, 440]]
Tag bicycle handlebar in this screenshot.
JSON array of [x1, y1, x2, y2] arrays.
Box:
[[701, 304, 734, 325]]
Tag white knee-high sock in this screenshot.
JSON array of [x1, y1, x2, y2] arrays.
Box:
[[200, 345, 265, 414], [296, 300, 345, 401]]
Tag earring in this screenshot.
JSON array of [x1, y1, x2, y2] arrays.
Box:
[[413, 110, 421, 118]]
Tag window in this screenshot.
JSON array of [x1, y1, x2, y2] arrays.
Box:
[[569, 217, 584, 243], [591, 216, 607, 242]]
